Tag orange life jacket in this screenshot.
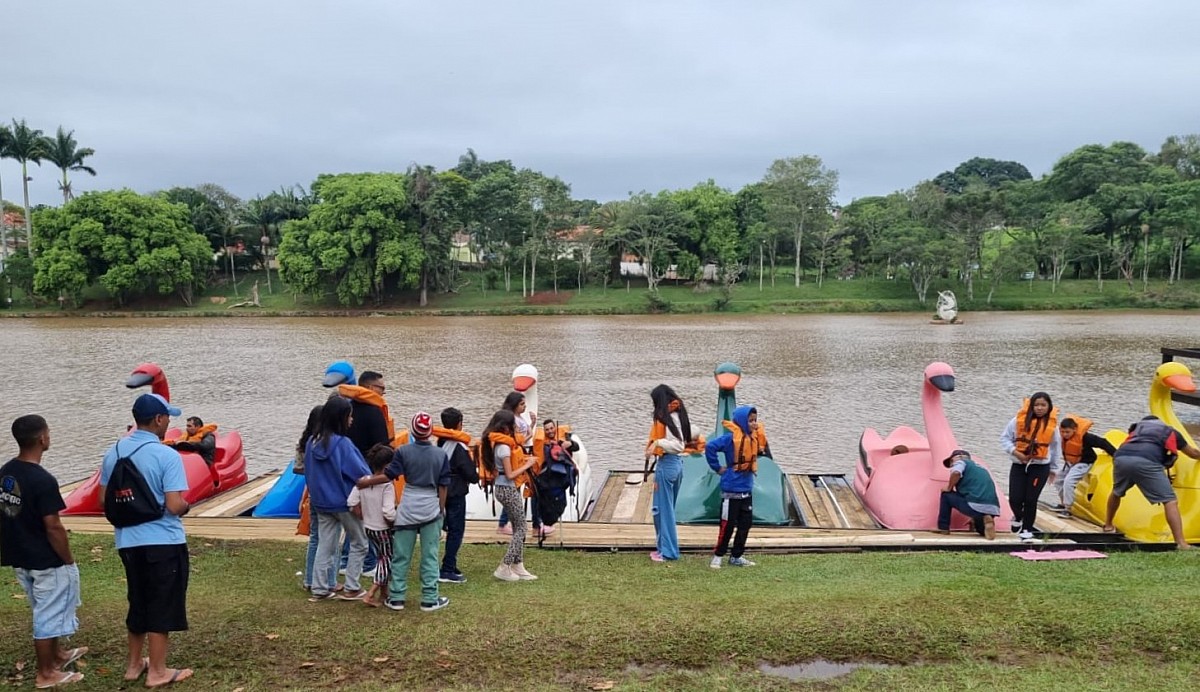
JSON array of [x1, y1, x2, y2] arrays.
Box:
[[388, 427, 469, 502], [1061, 416, 1093, 464], [722, 420, 763, 473], [168, 424, 218, 445], [648, 409, 706, 456], [484, 432, 539, 496], [337, 384, 395, 441], [1015, 399, 1058, 460]]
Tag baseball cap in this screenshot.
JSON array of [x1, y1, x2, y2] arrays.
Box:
[[132, 393, 182, 420], [942, 449, 971, 465], [411, 411, 433, 440]]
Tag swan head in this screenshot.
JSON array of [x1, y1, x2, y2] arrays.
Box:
[[512, 364, 539, 393], [924, 361, 956, 393], [126, 363, 165, 391], [714, 362, 742, 391], [1156, 361, 1196, 393]]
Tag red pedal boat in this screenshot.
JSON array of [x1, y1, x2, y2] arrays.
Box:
[[62, 363, 248, 515]]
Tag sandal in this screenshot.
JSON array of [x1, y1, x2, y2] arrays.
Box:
[[124, 658, 150, 682], [1102, 525, 1118, 534], [35, 670, 83, 689], [57, 647, 88, 670]]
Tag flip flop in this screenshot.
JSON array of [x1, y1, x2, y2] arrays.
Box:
[[124, 658, 150, 682], [146, 668, 193, 689], [1102, 526, 1118, 534], [36, 670, 83, 688], [57, 647, 88, 670]]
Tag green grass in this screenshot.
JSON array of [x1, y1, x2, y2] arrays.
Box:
[[5, 269, 1200, 317], [2, 535, 1199, 690]]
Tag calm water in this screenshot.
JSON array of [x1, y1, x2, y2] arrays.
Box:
[[2, 312, 1197, 489]]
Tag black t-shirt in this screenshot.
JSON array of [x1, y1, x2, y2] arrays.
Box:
[[0, 459, 66, 570]]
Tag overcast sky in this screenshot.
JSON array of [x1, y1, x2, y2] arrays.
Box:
[[4, 1, 1198, 207]]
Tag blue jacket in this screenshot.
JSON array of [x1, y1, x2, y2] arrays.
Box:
[[704, 405, 758, 495], [305, 433, 371, 513]]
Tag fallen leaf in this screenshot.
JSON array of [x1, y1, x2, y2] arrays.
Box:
[[372, 656, 389, 663], [437, 650, 449, 656], [232, 688, 245, 692], [591, 681, 615, 691], [436, 660, 455, 669], [299, 662, 315, 669], [285, 558, 294, 563], [74, 660, 87, 669], [10, 593, 25, 599], [203, 543, 214, 548], [265, 633, 280, 640], [13, 662, 23, 672]]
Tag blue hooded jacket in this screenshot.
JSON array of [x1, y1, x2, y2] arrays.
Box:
[[704, 405, 758, 495], [305, 433, 371, 513]]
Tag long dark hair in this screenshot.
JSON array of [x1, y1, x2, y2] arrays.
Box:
[[314, 396, 353, 448], [501, 392, 525, 412], [650, 384, 691, 442], [297, 404, 324, 458], [1022, 392, 1054, 426], [481, 409, 517, 476]]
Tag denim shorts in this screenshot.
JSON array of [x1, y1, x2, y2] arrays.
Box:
[[15, 563, 81, 640]]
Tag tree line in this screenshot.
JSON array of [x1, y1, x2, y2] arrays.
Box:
[[3, 121, 1199, 309]]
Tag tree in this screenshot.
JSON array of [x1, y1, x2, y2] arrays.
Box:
[[1152, 180, 1200, 283], [985, 230, 1036, 304], [1156, 134, 1200, 180], [942, 186, 1000, 300], [1041, 200, 1102, 291], [761, 156, 838, 286], [41, 127, 96, 204], [933, 157, 1031, 194], [1047, 142, 1152, 202], [611, 192, 685, 295], [5, 119, 47, 248], [407, 166, 470, 305], [195, 183, 245, 292], [277, 173, 422, 306], [31, 190, 212, 306], [0, 123, 10, 262]]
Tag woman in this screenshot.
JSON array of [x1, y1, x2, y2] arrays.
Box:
[[1000, 391, 1062, 542], [295, 404, 333, 593], [482, 409, 538, 581], [497, 392, 538, 535], [305, 396, 372, 601], [646, 384, 697, 562]]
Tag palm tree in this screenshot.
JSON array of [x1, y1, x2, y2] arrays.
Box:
[[41, 127, 96, 204], [6, 119, 47, 248], [0, 123, 11, 260]]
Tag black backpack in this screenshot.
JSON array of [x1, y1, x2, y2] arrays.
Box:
[[104, 441, 166, 528], [533, 443, 577, 528]]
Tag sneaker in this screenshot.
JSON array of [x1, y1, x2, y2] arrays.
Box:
[[1018, 530, 1035, 541], [983, 515, 996, 540], [385, 599, 405, 611], [650, 551, 665, 562], [729, 556, 756, 567], [709, 556, 722, 570], [1057, 507, 1073, 518], [1010, 519, 1021, 533], [337, 588, 366, 601], [511, 563, 538, 581], [438, 572, 467, 584], [420, 596, 450, 612], [307, 591, 338, 602], [493, 564, 520, 582], [1047, 503, 1065, 511], [497, 524, 513, 535], [542, 524, 557, 535]]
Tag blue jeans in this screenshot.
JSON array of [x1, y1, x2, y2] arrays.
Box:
[[15, 564, 81, 640], [305, 518, 335, 589], [441, 495, 467, 576], [312, 511, 369, 596], [500, 496, 541, 528], [652, 454, 683, 559], [938, 491, 987, 533]]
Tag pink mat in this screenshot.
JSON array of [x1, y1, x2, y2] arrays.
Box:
[[1009, 549, 1107, 561]]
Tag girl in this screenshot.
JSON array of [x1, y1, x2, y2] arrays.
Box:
[[497, 392, 539, 535], [295, 404, 334, 593], [1000, 391, 1062, 542], [305, 396, 372, 601], [482, 409, 538, 581], [348, 443, 397, 607], [646, 384, 696, 562]]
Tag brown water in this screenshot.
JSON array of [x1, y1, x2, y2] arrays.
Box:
[[2, 312, 1197, 487]]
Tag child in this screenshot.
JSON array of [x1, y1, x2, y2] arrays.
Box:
[[348, 444, 396, 607], [704, 405, 771, 568], [437, 407, 477, 584]]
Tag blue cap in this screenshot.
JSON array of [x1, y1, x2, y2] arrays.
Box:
[[323, 361, 356, 387], [132, 393, 181, 420]]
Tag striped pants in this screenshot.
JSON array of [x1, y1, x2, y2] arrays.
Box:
[[365, 527, 395, 586]]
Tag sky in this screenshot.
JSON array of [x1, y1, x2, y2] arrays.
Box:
[[3, 1, 1198, 207]]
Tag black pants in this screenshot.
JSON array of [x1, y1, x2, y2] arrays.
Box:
[[119, 543, 190, 634], [1008, 463, 1050, 532], [714, 496, 753, 558]]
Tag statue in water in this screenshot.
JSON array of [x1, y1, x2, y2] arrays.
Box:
[[935, 290, 958, 323]]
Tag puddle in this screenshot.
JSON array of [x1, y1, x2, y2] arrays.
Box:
[[758, 659, 891, 680]]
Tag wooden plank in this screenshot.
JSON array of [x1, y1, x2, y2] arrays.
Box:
[[632, 477, 655, 524], [823, 477, 880, 530], [792, 476, 834, 527], [588, 474, 626, 523], [788, 475, 817, 527], [610, 483, 644, 523], [194, 473, 279, 518]]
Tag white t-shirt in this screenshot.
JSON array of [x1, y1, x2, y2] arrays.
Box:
[[493, 444, 515, 488], [348, 483, 397, 531]]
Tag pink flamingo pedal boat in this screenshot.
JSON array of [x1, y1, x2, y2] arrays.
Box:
[[853, 362, 1013, 531]]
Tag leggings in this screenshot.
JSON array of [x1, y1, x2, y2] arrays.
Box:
[[1008, 462, 1051, 532], [365, 527, 395, 586], [495, 485, 526, 565]]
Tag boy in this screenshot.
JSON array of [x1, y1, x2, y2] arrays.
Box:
[[1, 415, 87, 688], [705, 405, 770, 568], [1056, 417, 1117, 517], [437, 408, 477, 584]]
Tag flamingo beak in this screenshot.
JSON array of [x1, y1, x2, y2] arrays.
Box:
[[929, 374, 955, 392], [513, 376, 536, 392], [715, 372, 741, 391], [1164, 374, 1197, 393], [126, 372, 154, 389]]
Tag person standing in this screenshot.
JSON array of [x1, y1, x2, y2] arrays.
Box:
[[1000, 392, 1061, 542], [100, 393, 194, 687], [1103, 415, 1200, 549], [1056, 416, 1117, 517], [497, 392, 536, 535], [1, 415, 87, 689], [935, 449, 1000, 539], [437, 407, 477, 584], [645, 384, 698, 562], [481, 410, 539, 582], [705, 405, 769, 568]]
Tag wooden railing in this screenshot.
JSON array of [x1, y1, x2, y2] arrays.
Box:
[[1162, 348, 1200, 407]]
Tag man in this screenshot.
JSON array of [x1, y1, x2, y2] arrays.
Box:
[[936, 449, 1001, 540], [339, 370, 394, 455], [165, 417, 217, 465], [100, 393, 194, 687], [1104, 415, 1200, 549], [1, 415, 87, 688], [1055, 417, 1117, 517]]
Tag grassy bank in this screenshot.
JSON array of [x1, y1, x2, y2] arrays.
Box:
[[4, 270, 1200, 318], [2, 535, 1199, 690]]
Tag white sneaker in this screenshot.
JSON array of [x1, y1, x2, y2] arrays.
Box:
[[493, 564, 519, 582], [1018, 530, 1036, 542], [1010, 520, 1022, 533], [511, 563, 538, 581], [729, 557, 756, 567], [709, 556, 722, 570]]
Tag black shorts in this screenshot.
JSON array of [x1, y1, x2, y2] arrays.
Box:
[[118, 544, 190, 634]]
